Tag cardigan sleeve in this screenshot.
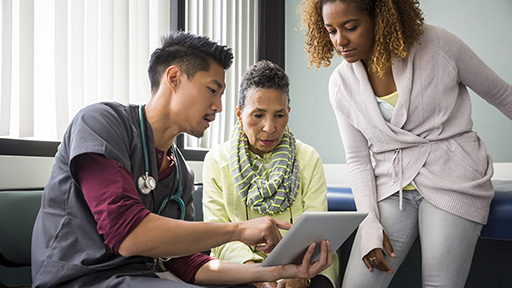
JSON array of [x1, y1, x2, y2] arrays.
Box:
[[329, 72, 385, 258], [438, 27, 512, 120]]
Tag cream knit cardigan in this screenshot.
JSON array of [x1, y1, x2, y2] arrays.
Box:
[[329, 24, 512, 257]]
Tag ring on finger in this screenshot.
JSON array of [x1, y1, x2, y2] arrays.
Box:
[[369, 256, 376, 262]]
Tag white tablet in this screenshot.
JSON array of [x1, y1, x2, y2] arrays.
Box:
[[261, 211, 367, 267]]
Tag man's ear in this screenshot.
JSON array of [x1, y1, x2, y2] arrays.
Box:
[[165, 66, 181, 92]]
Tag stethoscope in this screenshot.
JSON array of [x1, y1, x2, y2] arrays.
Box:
[[137, 105, 185, 219]]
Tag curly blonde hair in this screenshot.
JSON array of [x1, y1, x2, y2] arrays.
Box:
[[298, 0, 424, 76]]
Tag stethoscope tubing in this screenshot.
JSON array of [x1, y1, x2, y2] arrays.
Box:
[[138, 105, 185, 219]]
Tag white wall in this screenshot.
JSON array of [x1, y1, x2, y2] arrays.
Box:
[[2, 156, 510, 189], [0, 157, 205, 189], [0, 156, 54, 189]]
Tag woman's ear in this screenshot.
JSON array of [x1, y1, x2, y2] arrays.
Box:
[[236, 106, 243, 127]]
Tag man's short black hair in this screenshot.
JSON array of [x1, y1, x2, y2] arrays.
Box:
[[148, 31, 233, 93]]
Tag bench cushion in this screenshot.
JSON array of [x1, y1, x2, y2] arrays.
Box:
[[0, 190, 43, 266], [326, 181, 512, 240]]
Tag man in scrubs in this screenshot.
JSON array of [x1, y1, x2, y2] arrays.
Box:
[[31, 31, 332, 288]]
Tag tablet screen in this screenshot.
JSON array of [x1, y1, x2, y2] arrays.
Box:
[[261, 211, 367, 267]]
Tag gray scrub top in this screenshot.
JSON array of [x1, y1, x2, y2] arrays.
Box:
[[31, 102, 198, 287]]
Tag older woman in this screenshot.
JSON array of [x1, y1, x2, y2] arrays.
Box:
[[202, 60, 339, 288]]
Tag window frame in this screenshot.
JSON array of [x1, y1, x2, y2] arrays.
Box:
[[0, 0, 285, 160], [0, 138, 59, 157]]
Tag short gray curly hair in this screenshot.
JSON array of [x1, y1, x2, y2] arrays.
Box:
[[238, 60, 290, 110]]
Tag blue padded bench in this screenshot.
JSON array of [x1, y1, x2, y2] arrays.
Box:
[[326, 180, 512, 288], [326, 180, 512, 240], [326, 187, 356, 212], [480, 180, 512, 239]]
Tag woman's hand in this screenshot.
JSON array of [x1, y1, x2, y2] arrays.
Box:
[[247, 264, 308, 288], [252, 281, 278, 288], [363, 231, 395, 274], [276, 278, 309, 288], [278, 240, 332, 280]]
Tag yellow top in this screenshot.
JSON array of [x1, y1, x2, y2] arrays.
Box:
[[379, 91, 399, 106], [379, 91, 416, 190]]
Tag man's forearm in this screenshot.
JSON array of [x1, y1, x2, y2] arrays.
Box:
[[194, 260, 281, 285], [119, 214, 287, 258], [119, 213, 241, 257], [194, 240, 332, 285]]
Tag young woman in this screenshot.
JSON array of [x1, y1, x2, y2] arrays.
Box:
[[299, 0, 512, 287], [202, 60, 339, 288]]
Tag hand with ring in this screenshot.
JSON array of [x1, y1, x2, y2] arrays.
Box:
[[362, 231, 395, 274]]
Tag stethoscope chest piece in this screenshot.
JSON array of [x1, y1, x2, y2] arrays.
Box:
[[138, 174, 156, 195]]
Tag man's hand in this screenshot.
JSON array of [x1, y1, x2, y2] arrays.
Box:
[[363, 231, 395, 274], [237, 216, 292, 254]]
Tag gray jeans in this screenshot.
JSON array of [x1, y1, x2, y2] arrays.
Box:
[[342, 190, 483, 288]]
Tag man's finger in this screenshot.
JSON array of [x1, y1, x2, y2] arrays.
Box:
[[273, 218, 292, 231]]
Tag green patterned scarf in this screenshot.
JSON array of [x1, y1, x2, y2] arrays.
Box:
[[229, 124, 300, 215]]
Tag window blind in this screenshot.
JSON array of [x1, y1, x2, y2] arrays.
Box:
[[183, 0, 257, 150], [0, 0, 170, 140]]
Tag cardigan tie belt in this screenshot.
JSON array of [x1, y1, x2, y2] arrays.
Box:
[[391, 148, 404, 210]]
